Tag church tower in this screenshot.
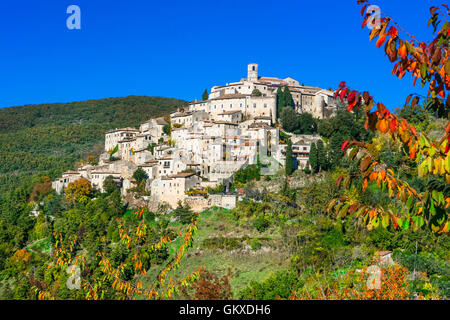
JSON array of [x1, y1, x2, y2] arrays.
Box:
[[247, 63, 258, 82]]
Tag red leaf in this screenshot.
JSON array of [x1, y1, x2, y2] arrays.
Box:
[[334, 88, 341, 100], [341, 140, 349, 151], [339, 88, 348, 102], [387, 26, 398, 37], [362, 18, 368, 29], [339, 81, 346, 88], [347, 100, 357, 112], [347, 90, 357, 104], [389, 118, 398, 133]]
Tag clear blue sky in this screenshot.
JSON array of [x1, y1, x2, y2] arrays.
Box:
[[0, 0, 435, 109]]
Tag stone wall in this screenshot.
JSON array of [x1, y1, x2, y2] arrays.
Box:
[[184, 196, 209, 212]]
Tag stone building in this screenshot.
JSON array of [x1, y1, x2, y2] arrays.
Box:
[[188, 63, 336, 121]]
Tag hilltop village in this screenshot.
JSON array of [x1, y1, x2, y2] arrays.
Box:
[[52, 64, 337, 210]]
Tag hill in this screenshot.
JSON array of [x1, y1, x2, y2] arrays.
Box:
[[0, 96, 186, 194]]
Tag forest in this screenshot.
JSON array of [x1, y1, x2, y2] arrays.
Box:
[[0, 96, 185, 195]]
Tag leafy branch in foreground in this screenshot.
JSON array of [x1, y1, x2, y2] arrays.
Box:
[[328, 1, 450, 234]]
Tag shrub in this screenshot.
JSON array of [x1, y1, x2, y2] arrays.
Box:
[[250, 238, 261, 251], [254, 215, 270, 233], [239, 271, 300, 300]]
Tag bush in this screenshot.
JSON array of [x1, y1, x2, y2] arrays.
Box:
[[250, 238, 261, 251], [173, 201, 194, 224], [202, 237, 243, 250], [132, 168, 148, 183], [239, 271, 300, 300], [254, 215, 270, 233], [233, 165, 260, 185], [393, 250, 450, 276]]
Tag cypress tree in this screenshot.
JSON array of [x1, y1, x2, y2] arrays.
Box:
[[309, 142, 318, 173], [283, 85, 293, 109], [202, 89, 208, 101], [276, 86, 283, 118], [285, 139, 293, 176], [316, 140, 327, 171]]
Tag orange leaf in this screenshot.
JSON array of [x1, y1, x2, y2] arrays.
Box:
[[376, 33, 387, 48], [399, 43, 407, 59]]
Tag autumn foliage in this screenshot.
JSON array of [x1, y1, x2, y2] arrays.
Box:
[[181, 268, 233, 300], [65, 178, 93, 204], [329, 1, 450, 234], [34, 208, 202, 300], [290, 264, 412, 300]]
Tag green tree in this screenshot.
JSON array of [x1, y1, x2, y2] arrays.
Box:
[[103, 175, 118, 194], [317, 118, 334, 138], [276, 86, 283, 118], [309, 142, 318, 173], [297, 113, 317, 134], [316, 140, 328, 171], [328, 132, 345, 168], [251, 88, 262, 97], [173, 201, 194, 224], [163, 124, 171, 136], [202, 89, 208, 101], [281, 107, 299, 132], [132, 168, 148, 183], [282, 85, 293, 109], [285, 139, 293, 176]]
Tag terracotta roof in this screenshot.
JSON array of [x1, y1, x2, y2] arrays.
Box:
[[213, 121, 239, 126], [171, 111, 193, 118], [218, 110, 242, 115], [91, 171, 121, 175], [189, 99, 209, 104], [169, 172, 196, 178], [106, 127, 139, 133], [63, 171, 80, 175], [248, 122, 273, 129], [211, 94, 248, 100], [254, 116, 272, 120], [155, 118, 168, 125]]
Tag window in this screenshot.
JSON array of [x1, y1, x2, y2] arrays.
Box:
[[264, 104, 267, 108], [253, 103, 256, 108]]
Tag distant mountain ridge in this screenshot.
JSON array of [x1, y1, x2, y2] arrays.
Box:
[[0, 96, 186, 193], [0, 96, 185, 134]]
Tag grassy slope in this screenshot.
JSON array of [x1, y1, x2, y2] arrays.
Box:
[[145, 208, 290, 297]]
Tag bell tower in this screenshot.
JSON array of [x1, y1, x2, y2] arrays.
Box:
[[247, 63, 258, 82]]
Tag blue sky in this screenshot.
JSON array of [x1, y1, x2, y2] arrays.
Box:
[[0, 0, 436, 109]]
